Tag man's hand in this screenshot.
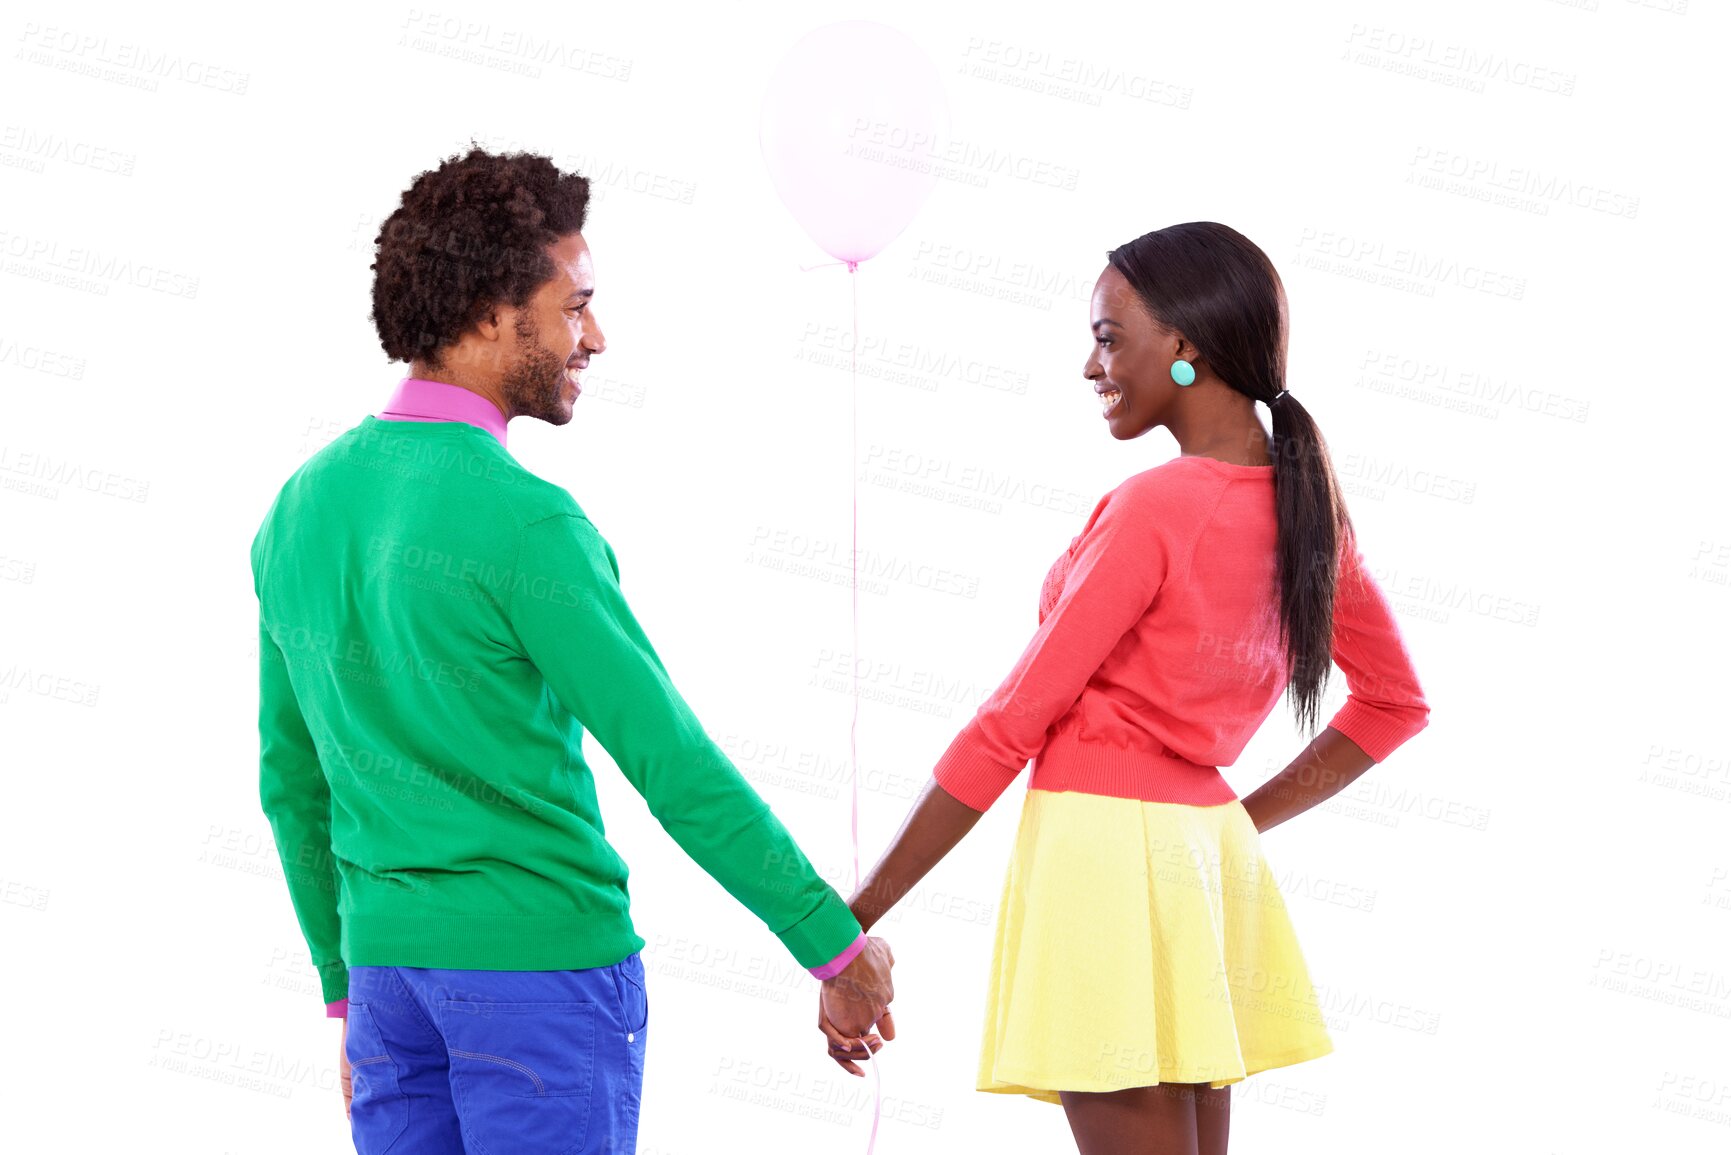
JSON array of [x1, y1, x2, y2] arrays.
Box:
[[817, 936, 895, 1074], [339, 1015, 352, 1119]]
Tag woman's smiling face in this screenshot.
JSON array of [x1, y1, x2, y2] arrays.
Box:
[[1084, 264, 1186, 441]]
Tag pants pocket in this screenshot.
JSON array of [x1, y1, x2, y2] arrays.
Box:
[[615, 954, 648, 1038], [436, 999, 596, 1155], [344, 1002, 410, 1154]]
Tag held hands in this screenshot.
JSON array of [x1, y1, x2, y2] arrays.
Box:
[[810, 779, 983, 1076], [817, 936, 896, 1076]]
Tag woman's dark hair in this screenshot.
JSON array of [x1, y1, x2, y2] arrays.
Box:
[[1108, 221, 1353, 737], [370, 144, 591, 369]]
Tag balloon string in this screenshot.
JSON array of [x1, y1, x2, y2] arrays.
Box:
[[849, 258, 860, 898], [848, 258, 886, 1155], [844, 257, 882, 1154], [797, 254, 880, 1153]]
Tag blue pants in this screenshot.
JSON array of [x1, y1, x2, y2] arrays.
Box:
[[344, 953, 648, 1154]]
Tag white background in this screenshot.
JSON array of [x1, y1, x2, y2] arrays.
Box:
[[3, 0, 1728, 1152]]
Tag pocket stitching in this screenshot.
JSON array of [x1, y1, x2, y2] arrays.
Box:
[[436, 1000, 596, 1155], [618, 965, 648, 1036], [446, 1047, 548, 1095]]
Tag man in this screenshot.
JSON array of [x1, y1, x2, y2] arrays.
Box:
[[251, 146, 894, 1154]]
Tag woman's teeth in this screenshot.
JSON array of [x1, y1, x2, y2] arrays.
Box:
[[1100, 389, 1122, 415]]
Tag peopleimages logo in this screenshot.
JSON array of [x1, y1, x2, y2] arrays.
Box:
[[1293, 228, 1526, 300], [14, 23, 251, 94], [0, 229, 199, 299]]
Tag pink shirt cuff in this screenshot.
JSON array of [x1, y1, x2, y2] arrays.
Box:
[[808, 931, 868, 980], [326, 999, 348, 1019]]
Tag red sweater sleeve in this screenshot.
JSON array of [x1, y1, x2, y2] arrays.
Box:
[[1325, 524, 1432, 760], [931, 479, 1170, 811]]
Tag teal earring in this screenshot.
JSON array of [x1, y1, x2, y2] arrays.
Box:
[[1170, 358, 1196, 387]]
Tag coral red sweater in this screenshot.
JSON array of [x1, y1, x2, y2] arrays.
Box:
[[930, 455, 1431, 811]]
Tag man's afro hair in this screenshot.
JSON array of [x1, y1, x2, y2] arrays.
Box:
[[370, 145, 591, 369]]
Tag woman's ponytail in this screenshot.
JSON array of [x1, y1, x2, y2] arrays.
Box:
[[1267, 390, 1349, 735], [1109, 222, 1351, 737]]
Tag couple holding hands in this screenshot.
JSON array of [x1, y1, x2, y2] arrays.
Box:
[[252, 146, 1429, 1155]]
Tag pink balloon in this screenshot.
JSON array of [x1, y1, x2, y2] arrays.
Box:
[[759, 20, 949, 265]]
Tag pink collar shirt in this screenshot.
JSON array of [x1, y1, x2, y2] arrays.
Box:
[[376, 377, 510, 446]]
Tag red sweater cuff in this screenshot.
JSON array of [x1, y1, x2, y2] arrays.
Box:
[[1329, 697, 1431, 763], [930, 720, 1024, 812], [326, 999, 348, 1019]]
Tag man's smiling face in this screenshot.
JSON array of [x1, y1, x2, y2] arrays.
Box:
[[493, 232, 606, 425]]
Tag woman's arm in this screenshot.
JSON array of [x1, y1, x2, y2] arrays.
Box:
[[1243, 523, 1431, 833], [1239, 726, 1375, 832], [847, 777, 986, 931], [817, 777, 982, 1075]]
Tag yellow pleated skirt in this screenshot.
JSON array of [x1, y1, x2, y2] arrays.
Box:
[[975, 788, 1334, 1103]]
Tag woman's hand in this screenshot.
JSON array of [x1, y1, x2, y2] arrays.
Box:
[[817, 1005, 886, 1077]]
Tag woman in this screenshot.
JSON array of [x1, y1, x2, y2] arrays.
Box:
[[816, 222, 1431, 1154]]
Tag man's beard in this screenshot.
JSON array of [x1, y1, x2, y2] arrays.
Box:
[[501, 313, 569, 423]]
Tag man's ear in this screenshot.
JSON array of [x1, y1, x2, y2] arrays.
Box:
[[467, 303, 517, 371], [473, 304, 505, 343]]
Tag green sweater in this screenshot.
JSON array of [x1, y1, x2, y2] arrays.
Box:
[[251, 416, 861, 1005]]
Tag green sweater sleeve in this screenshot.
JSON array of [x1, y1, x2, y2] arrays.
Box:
[[255, 612, 349, 1006], [503, 513, 861, 969]]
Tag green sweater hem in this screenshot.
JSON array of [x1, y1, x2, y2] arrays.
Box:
[[344, 914, 648, 974]]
